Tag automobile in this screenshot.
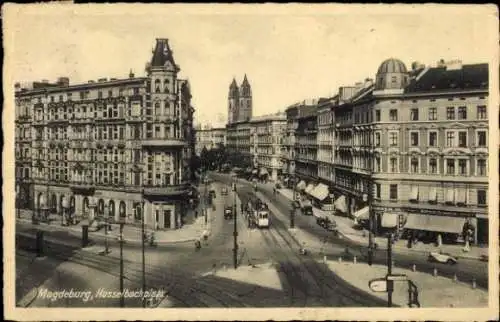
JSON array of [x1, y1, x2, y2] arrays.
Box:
[[317, 217, 337, 231], [221, 187, 228, 195], [291, 200, 300, 209], [427, 251, 458, 265], [224, 206, 233, 220], [302, 205, 313, 216], [275, 183, 282, 189]]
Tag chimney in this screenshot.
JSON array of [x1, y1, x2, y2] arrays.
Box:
[[42, 79, 49, 84], [129, 69, 135, 78], [57, 77, 69, 86], [98, 78, 107, 82]]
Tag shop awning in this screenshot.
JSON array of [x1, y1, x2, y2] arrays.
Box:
[[259, 168, 269, 176], [456, 188, 467, 205], [445, 188, 455, 203], [382, 213, 399, 228], [409, 186, 419, 201], [252, 169, 258, 174], [305, 184, 315, 195], [353, 206, 369, 220], [296, 180, 306, 191], [404, 214, 466, 234], [283, 178, 289, 183], [428, 187, 437, 202], [311, 183, 329, 201], [334, 195, 347, 213]]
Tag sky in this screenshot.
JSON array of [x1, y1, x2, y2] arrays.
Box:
[[5, 4, 498, 127]]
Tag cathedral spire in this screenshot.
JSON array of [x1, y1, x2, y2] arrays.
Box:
[[229, 77, 239, 98], [240, 74, 251, 97]]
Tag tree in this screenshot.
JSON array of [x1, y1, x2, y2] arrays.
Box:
[[200, 146, 209, 170]]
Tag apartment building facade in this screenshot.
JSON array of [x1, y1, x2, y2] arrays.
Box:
[[14, 38, 196, 230], [249, 113, 287, 181], [194, 125, 226, 156]]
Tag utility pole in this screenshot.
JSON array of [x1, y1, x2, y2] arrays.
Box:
[[387, 232, 393, 307], [233, 181, 238, 269], [119, 222, 125, 307]]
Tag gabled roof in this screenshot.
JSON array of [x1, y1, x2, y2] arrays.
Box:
[[405, 63, 488, 93]]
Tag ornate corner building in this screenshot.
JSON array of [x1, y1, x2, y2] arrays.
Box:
[[14, 38, 196, 230]]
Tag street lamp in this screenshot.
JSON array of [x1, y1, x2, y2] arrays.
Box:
[[141, 188, 146, 308], [16, 182, 20, 219], [118, 217, 125, 307], [232, 180, 238, 269], [103, 204, 110, 255]]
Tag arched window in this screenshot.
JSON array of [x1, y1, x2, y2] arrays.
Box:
[[155, 79, 161, 93], [154, 102, 161, 115]]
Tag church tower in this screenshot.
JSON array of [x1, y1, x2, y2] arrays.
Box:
[[238, 74, 252, 122], [228, 78, 239, 124]]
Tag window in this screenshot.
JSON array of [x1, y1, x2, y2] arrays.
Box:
[[410, 108, 419, 121], [389, 132, 398, 146], [375, 110, 380, 122], [458, 159, 467, 175], [446, 132, 455, 147], [446, 106, 455, 120], [428, 131, 437, 147], [477, 105, 487, 119], [50, 96, 54, 102], [428, 107, 437, 120], [376, 184, 381, 199], [410, 157, 419, 173], [390, 157, 398, 173], [155, 79, 161, 93], [446, 159, 455, 175], [477, 190, 487, 206], [410, 132, 419, 146], [98, 91, 102, 99], [133, 87, 139, 95], [108, 90, 113, 98], [154, 102, 161, 115], [477, 159, 486, 176], [375, 132, 381, 146], [458, 131, 467, 147], [389, 109, 398, 121], [155, 126, 161, 138], [146, 124, 153, 139], [477, 130, 487, 146], [79, 92, 84, 100], [458, 106, 467, 120], [429, 158, 438, 174], [375, 156, 381, 172], [389, 184, 398, 200]]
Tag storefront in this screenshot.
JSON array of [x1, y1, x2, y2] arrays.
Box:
[[309, 183, 332, 210]]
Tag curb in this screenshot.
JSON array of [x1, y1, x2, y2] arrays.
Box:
[[17, 287, 39, 308], [274, 191, 487, 262], [18, 218, 212, 247]]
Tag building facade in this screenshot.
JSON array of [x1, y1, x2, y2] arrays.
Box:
[[227, 75, 253, 124], [249, 112, 287, 181], [194, 125, 226, 156], [225, 120, 253, 168], [14, 38, 196, 230], [283, 58, 489, 245]]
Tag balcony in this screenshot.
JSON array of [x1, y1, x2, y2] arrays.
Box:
[[142, 137, 185, 147], [143, 184, 191, 197], [69, 180, 95, 193]]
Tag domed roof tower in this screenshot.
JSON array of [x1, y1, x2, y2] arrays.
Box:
[[375, 58, 409, 90]]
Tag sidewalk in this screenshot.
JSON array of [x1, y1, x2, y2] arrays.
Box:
[[16, 194, 212, 246], [275, 186, 488, 261], [327, 260, 487, 307]]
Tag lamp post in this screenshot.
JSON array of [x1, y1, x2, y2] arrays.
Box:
[[61, 198, 68, 226], [16, 181, 20, 219], [367, 171, 374, 266], [119, 218, 125, 307], [104, 204, 110, 255], [141, 188, 146, 308], [232, 180, 238, 269]]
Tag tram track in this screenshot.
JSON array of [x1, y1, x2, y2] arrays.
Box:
[[16, 233, 249, 307]]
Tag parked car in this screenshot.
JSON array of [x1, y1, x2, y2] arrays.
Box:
[[302, 205, 313, 216], [317, 217, 337, 231], [224, 206, 233, 220], [427, 251, 458, 265], [275, 183, 282, 189], [221, 187, 228, 195], [292, 200, 301, 209]]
